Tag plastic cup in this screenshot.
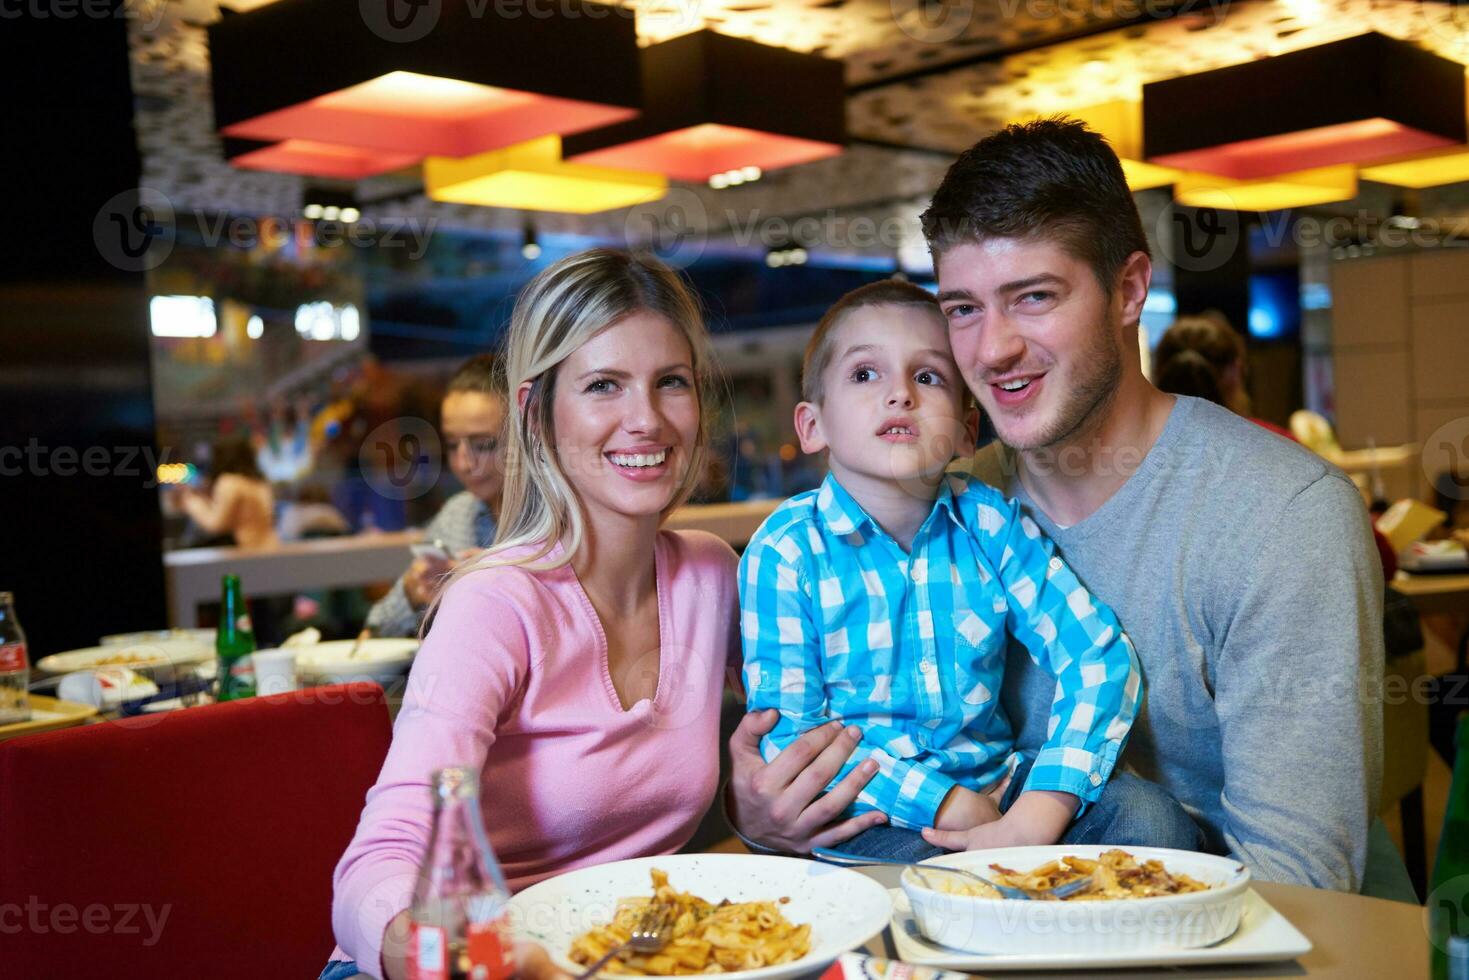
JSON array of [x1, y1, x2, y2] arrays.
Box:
[[251, 648, 297, 696]]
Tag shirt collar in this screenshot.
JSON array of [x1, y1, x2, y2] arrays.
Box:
[[815, 472, 963, 540]]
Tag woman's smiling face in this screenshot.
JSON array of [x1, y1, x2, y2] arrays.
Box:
[[549, 309, 701, 527]]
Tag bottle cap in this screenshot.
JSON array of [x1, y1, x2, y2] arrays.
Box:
[[431, 766, 479, 801]]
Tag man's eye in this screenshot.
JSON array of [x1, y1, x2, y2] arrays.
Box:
[[1020, 291, 1053, 304], [946, 304, 976, 318]]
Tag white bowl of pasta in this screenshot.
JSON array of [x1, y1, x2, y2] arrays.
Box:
[[900, 845, 1251, 956], [506, 853, 892, 980]]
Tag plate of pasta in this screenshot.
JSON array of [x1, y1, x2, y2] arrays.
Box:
[[899, 845, 1253, 957], [505, 854, 892, 980]]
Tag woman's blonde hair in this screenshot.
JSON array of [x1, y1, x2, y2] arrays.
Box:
[[426, 248, 714, 624]]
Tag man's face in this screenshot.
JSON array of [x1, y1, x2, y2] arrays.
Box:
[[936, 237, 1129, 452]]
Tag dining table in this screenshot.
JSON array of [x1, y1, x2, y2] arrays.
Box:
[[846, 863, 1429, 978]]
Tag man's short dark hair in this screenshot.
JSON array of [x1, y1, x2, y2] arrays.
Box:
[[801, 278, 946, 404], [920, 117, 1150, 293]]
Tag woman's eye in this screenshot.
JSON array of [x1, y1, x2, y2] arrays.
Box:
[[584, 378, 615, 394], [658, 374, 692, 389]]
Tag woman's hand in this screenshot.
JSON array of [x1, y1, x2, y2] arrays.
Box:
[[403, 555, 452, 609], [726, 709, 886, 854], [381, 911, 571, 980]]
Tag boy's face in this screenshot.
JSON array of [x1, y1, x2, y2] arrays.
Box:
[[795, 304, 973, 491]]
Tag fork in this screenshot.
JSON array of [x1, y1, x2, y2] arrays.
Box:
[[811, 847, 1094, 901], [574, 903, 674, 979]]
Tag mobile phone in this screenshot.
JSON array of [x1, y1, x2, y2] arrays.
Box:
[[410, 540, 454, 562]]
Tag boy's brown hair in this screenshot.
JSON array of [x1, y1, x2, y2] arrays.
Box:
[[800, 278, 948, 404]]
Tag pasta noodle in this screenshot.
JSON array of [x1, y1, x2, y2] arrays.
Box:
[[923, 848, 1212, 901], [568, 869, 813, 975]]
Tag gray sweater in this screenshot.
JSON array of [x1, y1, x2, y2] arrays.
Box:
[[967, 396, 1383, 891]]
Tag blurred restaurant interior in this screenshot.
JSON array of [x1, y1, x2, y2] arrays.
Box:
[[4, 0, 1469, 975]]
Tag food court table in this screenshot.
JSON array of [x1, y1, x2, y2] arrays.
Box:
[[848, 864, 1428, 978], [1394, 571, 1469, 617]]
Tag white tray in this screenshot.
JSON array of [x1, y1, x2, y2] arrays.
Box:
[[889, 887, 1311, 971]]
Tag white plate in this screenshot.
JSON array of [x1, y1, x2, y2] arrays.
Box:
[[890, 887, 1311, 970], [507, 853, 893, 980], [292, 638, 419, 684], [37, 637, 214, 675], [901, 845, 1251, 956], [100, 628, 215, 647]]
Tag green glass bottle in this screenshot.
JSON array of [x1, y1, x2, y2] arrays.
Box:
[[1431, 715, 1469, 980], [215, 574, 256, 701]]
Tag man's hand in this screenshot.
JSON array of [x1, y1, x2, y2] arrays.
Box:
[[727, 709, 885, 854], [932, 786, 1001, 832]]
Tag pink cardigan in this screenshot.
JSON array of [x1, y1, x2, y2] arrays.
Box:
[[330, 530, 740, 975]]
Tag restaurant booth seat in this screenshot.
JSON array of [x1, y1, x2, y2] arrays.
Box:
[[0, 682, 392, 980]]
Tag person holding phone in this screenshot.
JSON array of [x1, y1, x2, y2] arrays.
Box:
[[365, 355, 507, 637]]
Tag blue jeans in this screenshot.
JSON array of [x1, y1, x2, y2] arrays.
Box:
[[318, 960, 360, 980], [834, 754, 1207, 861]]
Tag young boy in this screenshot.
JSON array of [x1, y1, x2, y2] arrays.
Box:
[[740, 279, 1161, 859]]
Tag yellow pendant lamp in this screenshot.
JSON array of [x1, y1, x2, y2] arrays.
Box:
[[424, 136, 668, 214]]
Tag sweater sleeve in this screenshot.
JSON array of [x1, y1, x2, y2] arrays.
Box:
[[332, 570, 533, 976], [1213, 473, 1382, 890], [365, 494, 482, 639]]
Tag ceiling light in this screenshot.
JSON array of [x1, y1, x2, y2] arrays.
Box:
[[1361, 147, 1469, 188], [563, 31, 845, 182], [424, 136, 667, 214], [1173, 165, 1358, 211], [209, 0, 641, 169], [1144, 33, 1466, 180]]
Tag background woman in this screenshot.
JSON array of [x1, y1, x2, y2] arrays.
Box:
[[366, 354, 509, 637], [175, 434, 279, 549], [323, 249, 740, 980]]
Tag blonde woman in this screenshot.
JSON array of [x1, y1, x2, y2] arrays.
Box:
[[323, 250, 740, 980]]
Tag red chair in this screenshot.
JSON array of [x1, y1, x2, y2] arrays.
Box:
[[0, 683, 392, 980]]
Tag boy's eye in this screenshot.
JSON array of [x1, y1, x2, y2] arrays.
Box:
[[915, 369, 944, 386], [851, 367, 877, 383]]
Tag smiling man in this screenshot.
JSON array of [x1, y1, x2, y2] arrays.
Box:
[[727, 119, 1384, 893]]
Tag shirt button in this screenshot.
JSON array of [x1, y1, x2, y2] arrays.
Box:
[[1089, 772, 1102, 787], [1049, 557, 1063, 572]]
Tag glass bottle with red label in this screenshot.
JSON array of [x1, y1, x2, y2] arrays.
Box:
[[408, 766, 514, 980], [0, 591, 30, 724]]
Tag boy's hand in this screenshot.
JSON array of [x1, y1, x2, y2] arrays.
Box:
[[922, 789, 1077, 852], [932, 786, 1000, 832]]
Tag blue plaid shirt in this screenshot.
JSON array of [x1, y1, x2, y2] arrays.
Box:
[[740, 473, 1141, 831]]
